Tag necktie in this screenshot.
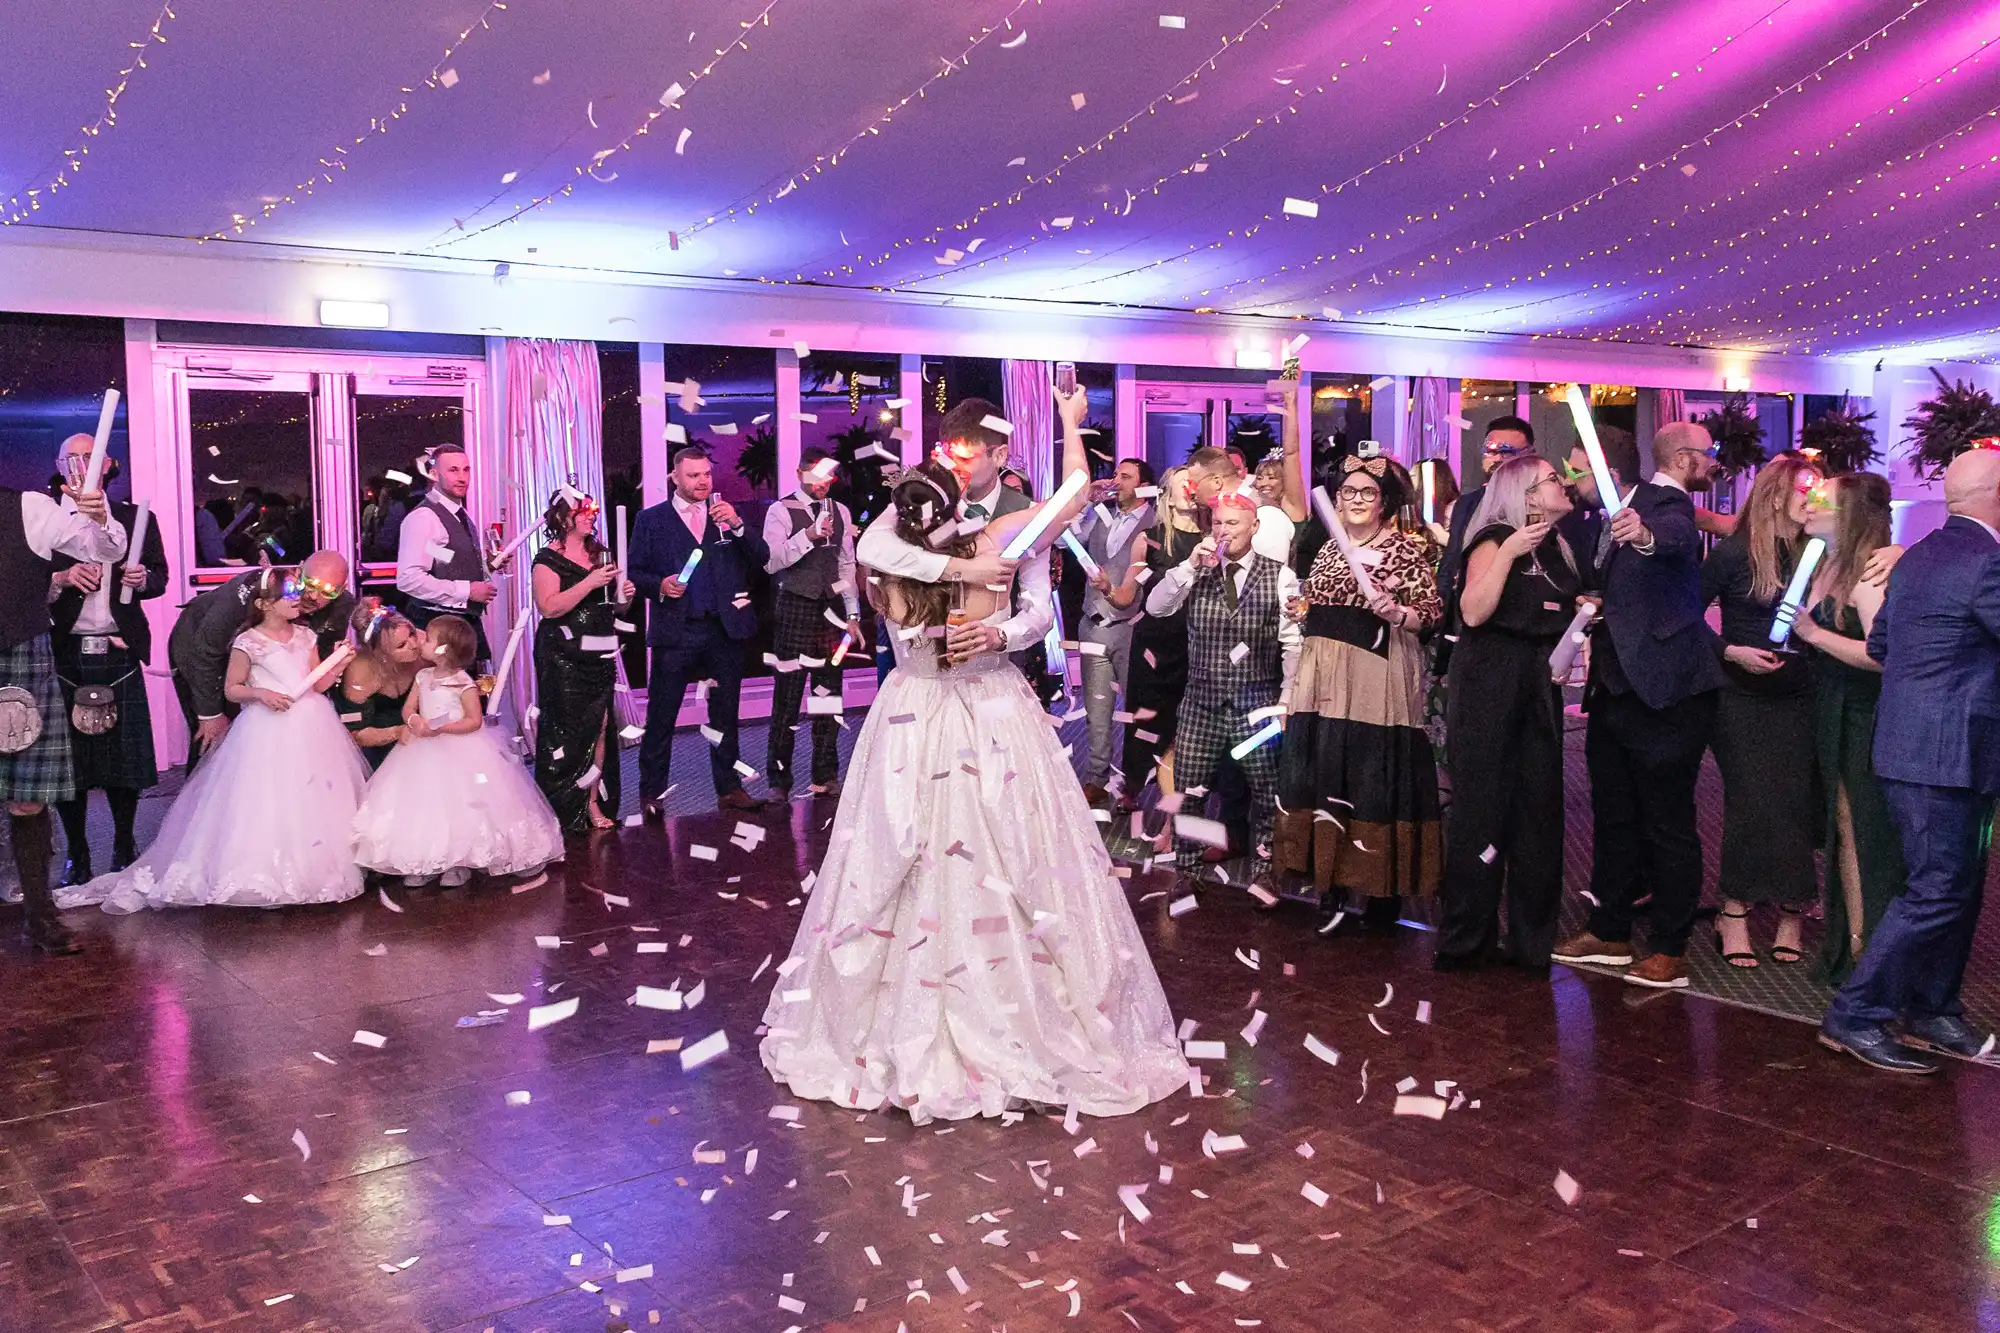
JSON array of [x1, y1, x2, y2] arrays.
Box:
[[453, 506, 477, 545], [964, 501, 990, 522], [1224, 560, 1241, 610]]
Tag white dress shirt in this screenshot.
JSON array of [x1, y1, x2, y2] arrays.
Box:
[[53, 494, 124, 634], [763, 492, 861, 619], [1144, 547, 1304, 708], [395, 493, 478, 608], [855, 486, 1056, 654]]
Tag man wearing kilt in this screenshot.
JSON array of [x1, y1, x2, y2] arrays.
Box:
[[49, 434, 169, 886], [760, 448, 863, 799], [0, 463, 125, 956], [1144, 492, 1302, 896]]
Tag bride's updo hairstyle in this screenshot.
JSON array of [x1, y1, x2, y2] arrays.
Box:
[[868, 460, 980, 664]]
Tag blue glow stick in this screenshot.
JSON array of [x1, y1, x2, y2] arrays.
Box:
[[1001, 469, 1088, 559], [677, 547, 704, 584], [1564, 383, 1625, 517], [1230, 717, 1284, 759], [1767, 536, 1826, 645], [1059, 530, 1100, 579]]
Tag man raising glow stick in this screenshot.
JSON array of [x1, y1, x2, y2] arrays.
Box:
[[1564, 384, 1625, 518]]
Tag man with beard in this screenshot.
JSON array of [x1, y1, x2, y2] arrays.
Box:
[[1553, 421, 1729, 990], [168, 550, 355, 768]]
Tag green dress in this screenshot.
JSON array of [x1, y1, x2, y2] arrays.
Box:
[[1807, 594, 1908, 985]]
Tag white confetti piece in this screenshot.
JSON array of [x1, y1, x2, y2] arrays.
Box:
[[1282, 197, 1319, 219], [351, 1030, 386, 1049], [616, 1264, 654, 1282], [1303, 1034, 1341, 1067], [1392, 1095, 1448, 1120], [377, 888, 404, 913], [681, 1029, 729, 1070], [264, 1294, 295, 1307], [1215, 1271, 1251, 1292], [1070, 92, 1087, 110], [1301, 1182, 1329, 1207], [1159, 14, 1186, 27], [505, 1090, 531, 1106], [291, 1129, 311, 1160], [1416, 1001, 1432, 1024], [487, 992, 524, 1005], [543, 1214, 571, 1226], [690, 844, 719, 861], [1554, 1170, 1581, 1206], [675, 127, 692, 155], [528, 996, 579, 1030]]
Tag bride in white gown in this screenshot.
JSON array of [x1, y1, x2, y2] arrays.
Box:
[[760, 388, 1190, 1124]]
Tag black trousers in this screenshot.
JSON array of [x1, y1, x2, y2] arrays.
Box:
[[1584, 687, 1718, 956], [1438, 649, 1565, 965], [170, 664, 237, 771], [405, 600, 492, 665], [639, 618, 747, 802], [766, 591, 842, 790]]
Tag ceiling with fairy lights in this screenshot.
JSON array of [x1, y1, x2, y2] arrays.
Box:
[[3, 0, 1996, 359]]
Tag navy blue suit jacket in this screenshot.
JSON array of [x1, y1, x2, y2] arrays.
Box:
[[629, 498, 769, 646], [1589, 480, 1728, 711], [1866, 515, 2000, 793]]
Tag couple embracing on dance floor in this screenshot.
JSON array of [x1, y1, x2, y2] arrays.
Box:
[[758, 386, 1192, 1123]]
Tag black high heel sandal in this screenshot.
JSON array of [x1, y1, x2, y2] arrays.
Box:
[[1713, 906, 1759, 969], [1771, 905, 1805, 964]]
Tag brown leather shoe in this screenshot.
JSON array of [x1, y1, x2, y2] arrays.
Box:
[[1081, 782, 1109, 808], [1625, 953, 1690, 989], [718, 789, 768, 813], [1552, 931, 1634, 967]]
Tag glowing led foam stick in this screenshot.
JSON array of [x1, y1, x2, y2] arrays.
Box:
[[82, 388, 120, 494], [118, 500, 151, 605], [1546, 601, 1598, 683], [614, 505, 630, 605], [1001, 469, 1087, 559], [1563, 383, 1624, 517], [1421, 461, 1435, 526], [677, 547, 705, 584], [289, 641, 355, 701], [486, 609, 533, 716], [1059, 530, 1100, 579], [830, 630, 854, 665], [490, 523, 541, 570], [1229, 717, 1284, 759], [1767, 536, 1826, 645], [1309, 486, 1379, 602]]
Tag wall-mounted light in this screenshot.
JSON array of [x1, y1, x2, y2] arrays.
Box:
[[1234, 348, 1274, 370], [1722, 375, 1752, 392], [320, 299, 390, 329]]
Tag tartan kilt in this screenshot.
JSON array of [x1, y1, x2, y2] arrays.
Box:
[[0, 634, 75, 804], [54, 640, 158, 791]]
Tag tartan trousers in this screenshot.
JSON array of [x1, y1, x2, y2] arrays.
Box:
[[1170, 691, 1280, 866], [767, 590, 844, 789]]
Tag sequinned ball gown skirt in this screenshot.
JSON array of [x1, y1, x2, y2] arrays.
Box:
[[759, 642, 1191, 1125]]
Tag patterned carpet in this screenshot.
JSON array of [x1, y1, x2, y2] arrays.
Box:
[[31, 696, 2000, 1032]]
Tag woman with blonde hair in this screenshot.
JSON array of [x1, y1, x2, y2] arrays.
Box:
[[1789, 472, 1904, 983], [1112, 463, 1208, 804], [1434, 454, 1586, 970], [1699, 452, 1823, 966]]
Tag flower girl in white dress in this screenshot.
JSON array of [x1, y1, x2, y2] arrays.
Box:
[[352, 615, 563, 886], [62, 568, 370, 913]]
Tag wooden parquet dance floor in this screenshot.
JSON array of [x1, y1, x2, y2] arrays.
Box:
[[6, 789, 1999, 1333]]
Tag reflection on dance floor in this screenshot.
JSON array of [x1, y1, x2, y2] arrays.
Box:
[[6, 718, 2000, 1331]]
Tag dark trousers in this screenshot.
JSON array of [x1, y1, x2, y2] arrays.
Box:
[[766, 592, 842, 790], [170, 665, 236, 770], [1830, 780, 1995, 1027], [639, 618, 747, 802], [405, 600, 492, 665], [1438, 684, 1565, 966], [1584, 688, 1717, 956]]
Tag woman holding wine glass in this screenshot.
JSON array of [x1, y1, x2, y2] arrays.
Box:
[[531, 489, 634, 831]]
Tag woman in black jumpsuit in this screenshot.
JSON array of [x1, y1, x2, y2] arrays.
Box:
[[1434, 454, 1584, 971]]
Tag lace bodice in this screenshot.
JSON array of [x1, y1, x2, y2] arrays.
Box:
[[231, 626, 317, 692], [887, 604, 1015, 679], [415, 668, 476, 724]]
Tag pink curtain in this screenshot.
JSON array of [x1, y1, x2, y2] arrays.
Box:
[[1002, 359, 1058, 497], [1653, 388, 1686, 433], [492, 339, 620, 734], [1403, 376, 1454, 468]]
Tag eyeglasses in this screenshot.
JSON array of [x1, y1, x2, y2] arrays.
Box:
[[1527, 474, 1566, 493], [1482, 442, 1530, 458], [1335, 486, 1381, 502], [1680, 442, 1722, 461]]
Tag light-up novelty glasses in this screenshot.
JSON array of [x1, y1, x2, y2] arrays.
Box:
[[287, 573, 342, 602]]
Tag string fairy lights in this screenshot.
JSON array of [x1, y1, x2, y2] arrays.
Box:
[[199, 0, 512, 241], [674, 0, 1041, 245], [424, 0, 784, 252], [2, 0, 181, 227]]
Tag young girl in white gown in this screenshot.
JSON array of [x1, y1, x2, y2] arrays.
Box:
[[760, 390, 1189, 1124], [352, 615, 563, 885], [61, 568, 370, 913]]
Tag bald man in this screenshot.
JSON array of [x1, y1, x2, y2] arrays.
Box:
[[167, 549, 354, 766], [1820, 448, 2000, 1074], [1553, 420, 1729, 990]]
